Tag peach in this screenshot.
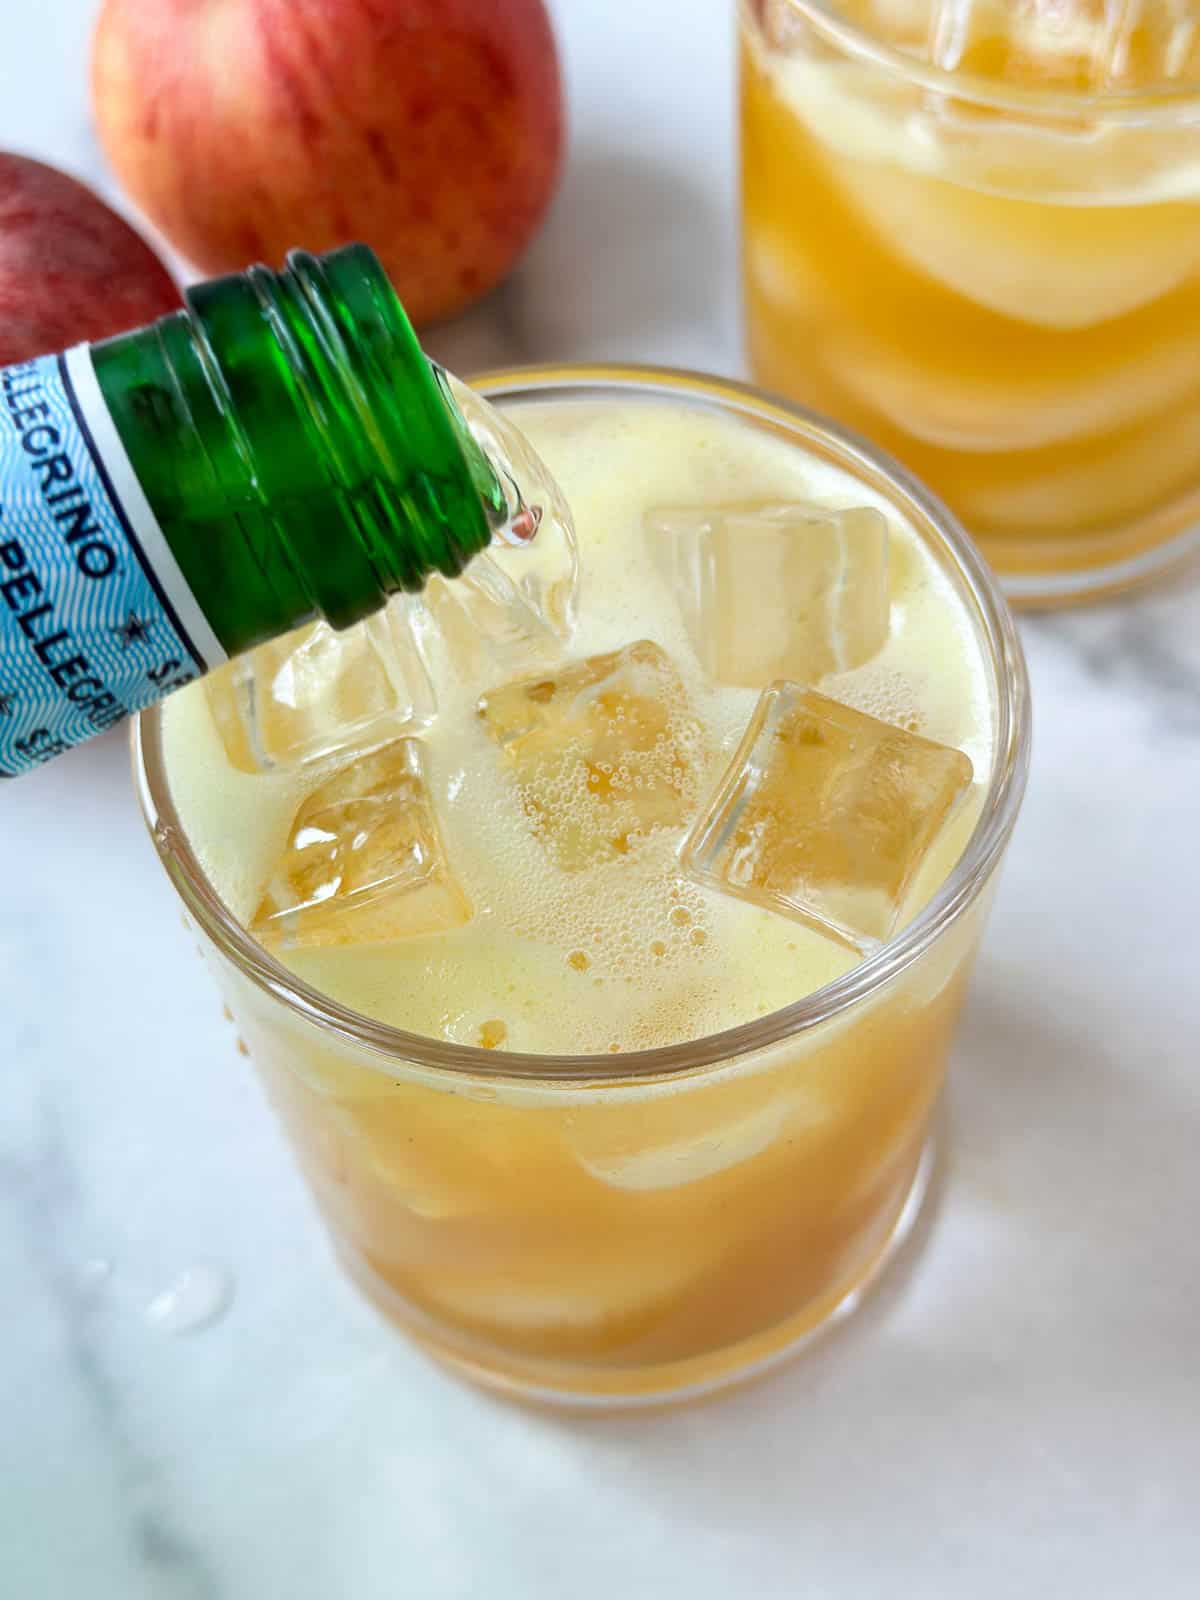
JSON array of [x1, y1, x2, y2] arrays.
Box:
[[91, 0, 565, 327], [0, 153, 178, 363]]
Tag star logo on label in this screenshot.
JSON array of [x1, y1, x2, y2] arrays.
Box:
[[113, 611, 154, 651], [0, 692, 14, 718]]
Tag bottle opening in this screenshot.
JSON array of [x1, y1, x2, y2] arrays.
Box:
[[500, 502, 544, 545]]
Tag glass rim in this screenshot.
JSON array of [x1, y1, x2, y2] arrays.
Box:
[[753, 0, 1200, 120], [133, 362, 1031, 1086]]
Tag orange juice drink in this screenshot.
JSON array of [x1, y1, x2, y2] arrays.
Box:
[[138, 369, 1028, 1404], [741, 0, 1200, 603]]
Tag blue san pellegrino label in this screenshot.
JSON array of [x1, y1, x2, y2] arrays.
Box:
[[0, 347, 225, 775]]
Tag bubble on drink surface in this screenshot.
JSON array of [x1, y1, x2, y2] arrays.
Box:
[[476, 640, 709, 872], [205, 604, 435, 775], [820, 655, 929, 749], [645, 503, 890, 689], [445, 373, 581, 636], [440, 1010, 510, 1050], [681, 685, 973, 952], [144, 1263, 233, 1336], [252, 737, 472, 951]]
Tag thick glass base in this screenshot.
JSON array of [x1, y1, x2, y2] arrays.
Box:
[[986, 499, 1200, 611], [744, 331, 1200, 611], [337, 1134, 938, 1412]]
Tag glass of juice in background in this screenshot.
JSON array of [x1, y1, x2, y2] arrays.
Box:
[[740, 0, 1200, 604], [135, 367, 1029, 1406]]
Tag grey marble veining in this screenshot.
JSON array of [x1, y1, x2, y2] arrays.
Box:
[[1029, 580, 1200, 738], [3, 2, 1200, 1598]]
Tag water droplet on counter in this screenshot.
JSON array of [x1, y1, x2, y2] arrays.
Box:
[[145, 1263, 233, 1335]]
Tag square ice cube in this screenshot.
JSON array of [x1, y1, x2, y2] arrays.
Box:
[[252, 738, 471, 950], [205, 604, 435, 775], [477, 640, 706, 871], [681, 685, 973, 951], [646, 503, 889, 687]]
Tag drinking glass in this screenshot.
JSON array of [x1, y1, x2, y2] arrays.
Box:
[[135, 366, 1030, 1405], [741, 0, 1200, 604]]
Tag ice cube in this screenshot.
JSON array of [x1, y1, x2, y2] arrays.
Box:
[[252, 738, 471, 950], [415, 551, 562, 680], [838, 0, 1200, 87], [445, 373, 580, 635], [477, 640, 707, 871], [681, 685, 973, 951], [205, 605, 435, 775], [936, 0, 1200, 88], [647, 503, 889, 688], [808, 8, 1200, 329]]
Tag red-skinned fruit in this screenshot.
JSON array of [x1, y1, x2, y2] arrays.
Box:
[[91, 0, 565, 327], [0, 153, 179, 363]]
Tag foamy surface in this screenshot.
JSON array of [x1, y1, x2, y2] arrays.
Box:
[[162, 397, 994, 1055]]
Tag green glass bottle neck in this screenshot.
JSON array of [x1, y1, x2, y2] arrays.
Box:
[[90, 245, 506, 657]]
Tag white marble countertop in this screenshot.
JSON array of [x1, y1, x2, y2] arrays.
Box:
[[2, 2, 1198, 1596]]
